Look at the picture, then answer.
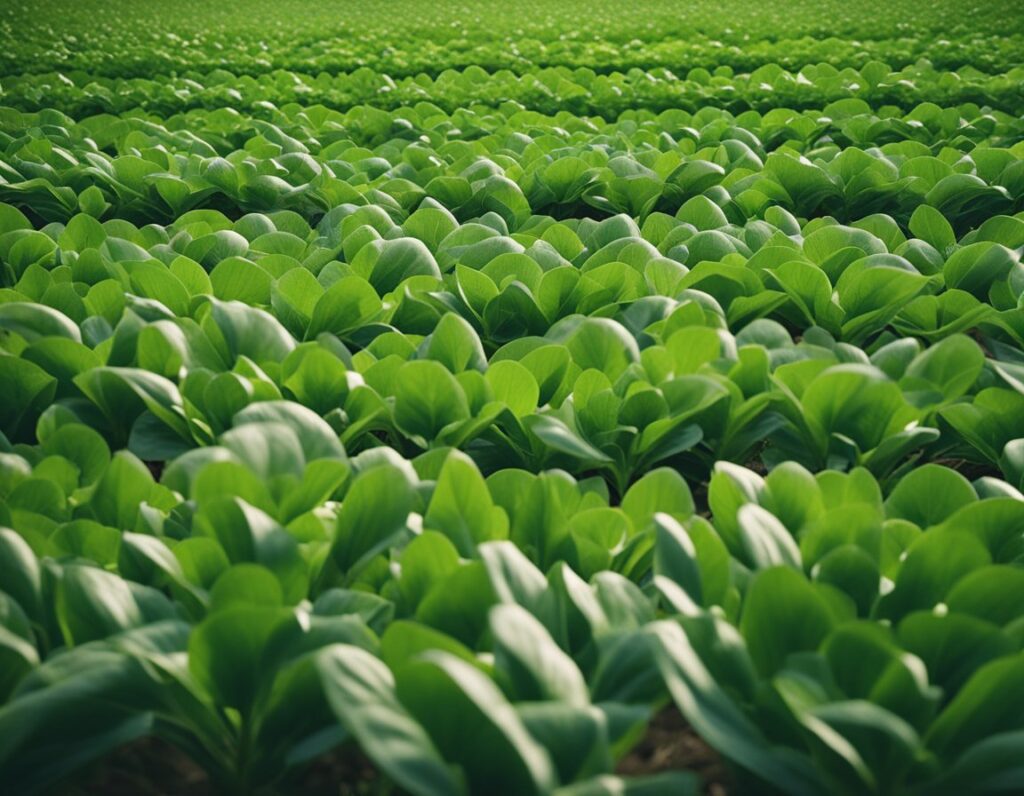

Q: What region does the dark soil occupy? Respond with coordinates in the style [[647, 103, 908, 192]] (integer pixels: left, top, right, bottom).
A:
[[616, 707, 732, 795], [51, 738, 392, 796], [298, 753, 397, 795], [52, 738, 214, 796], [930, 457, 998, 482], [54, 708, 729, 795]]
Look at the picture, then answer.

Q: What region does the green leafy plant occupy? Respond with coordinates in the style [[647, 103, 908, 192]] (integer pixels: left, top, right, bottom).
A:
[[2, 2, 1024, 793]]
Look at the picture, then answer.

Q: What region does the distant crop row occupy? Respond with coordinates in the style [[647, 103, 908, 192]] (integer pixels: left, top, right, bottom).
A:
[[2, 0, 1020, 79], [4, 60, 1023, 119]]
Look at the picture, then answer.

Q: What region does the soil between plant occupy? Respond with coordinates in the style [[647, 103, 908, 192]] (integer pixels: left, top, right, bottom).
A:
[[53, 707, 729, 795], [615, 707, 732, 794]]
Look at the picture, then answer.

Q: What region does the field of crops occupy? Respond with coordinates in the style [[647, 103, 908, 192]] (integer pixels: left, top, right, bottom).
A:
[[1, 0, 1023, 793]]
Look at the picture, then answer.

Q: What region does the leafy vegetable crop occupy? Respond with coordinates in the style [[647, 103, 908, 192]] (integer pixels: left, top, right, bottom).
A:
[[1, 0, 1024, 794]]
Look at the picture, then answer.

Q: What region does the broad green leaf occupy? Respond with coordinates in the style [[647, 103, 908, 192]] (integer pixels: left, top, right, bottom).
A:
[[490, 603, 589, 705], [396, 651, 557, 795], [332, 464, 415, 573], [740, 567, 839, 676], [393, 360, 470, 442], [188, 606, 291, 709], [424, 451, 508, 556], [650, 620, 823, 795], [908, 204, 955, 254], [0, 302, 80, 343], [621, 468, 695, 530], [652, 513, 703, 608], [926, 653, 1024, 759], [317, 644, 463, 796], [883, 464, 976, 527], [56, 564, 144, 645]]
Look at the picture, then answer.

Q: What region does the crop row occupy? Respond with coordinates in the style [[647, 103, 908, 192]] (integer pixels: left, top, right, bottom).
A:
[[5, 59, 1024, 119], [4, 398, 1024, 795], [2, 99, 1022, 232], [3, 0, 1020, 79]]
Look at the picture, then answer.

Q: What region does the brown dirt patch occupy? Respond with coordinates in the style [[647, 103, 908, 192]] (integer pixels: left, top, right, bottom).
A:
[[56, 708, 730, 795], [616, 707, 732, 795]]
